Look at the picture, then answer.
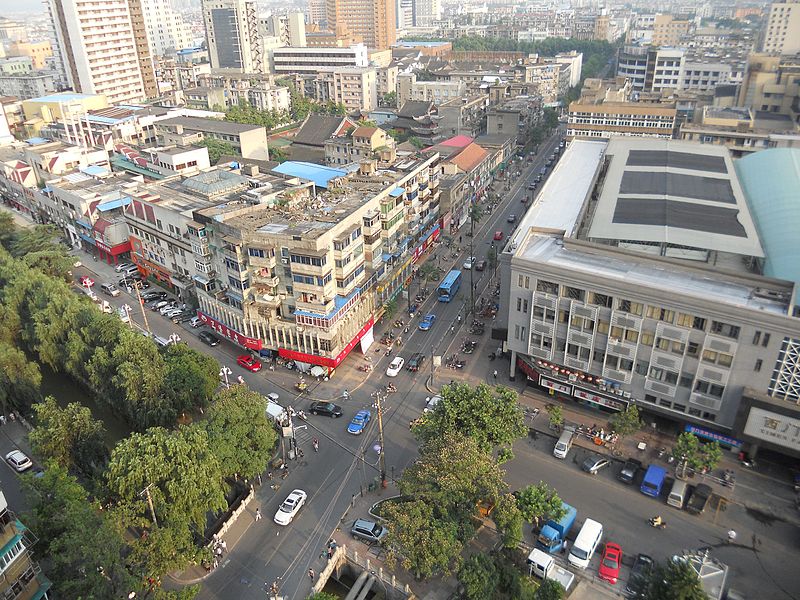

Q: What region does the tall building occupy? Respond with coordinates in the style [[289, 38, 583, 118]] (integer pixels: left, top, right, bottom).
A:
[[128, 0, 159, 98], [307, 0, 327, 27], [413, 0, 440, 27], [262, 12, 307, 47], [203, 0, 263, 73], [762, 0, 800, 54], [396, 0, 414, 29], [325, 0, 395, 50], [141, 0, 193, 57], [46, 0, 151, 104]]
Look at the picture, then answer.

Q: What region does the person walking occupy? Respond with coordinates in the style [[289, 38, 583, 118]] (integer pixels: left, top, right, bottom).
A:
[[308, 568, 315, 582], [313, 438, 319, 452], [727, 529, 737, 543], [493, 369, 498, 379], [255, 508, 262, 521]]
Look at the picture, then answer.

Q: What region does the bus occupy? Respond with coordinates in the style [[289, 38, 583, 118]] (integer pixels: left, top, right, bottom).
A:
[[437, 269, 462, 302]]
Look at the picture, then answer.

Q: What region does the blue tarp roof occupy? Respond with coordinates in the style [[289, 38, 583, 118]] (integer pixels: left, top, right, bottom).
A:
[[389, 187, 404, 197], [25, 137, 49, 145], [96, 195, 132, 211], [272, 161, 347, 189], [294, 287, 360, 319], [81, 165, 111, 177]]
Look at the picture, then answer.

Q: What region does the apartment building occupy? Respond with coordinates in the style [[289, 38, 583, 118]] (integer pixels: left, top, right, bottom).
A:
[[501, 138, 800, 460], [271, 44, 368, 76], [738, 53, 800, 121], [414, 0, 441, 27], [140, 0, 193, 58], [0, 71, 58, 100], [325, 125, 396, 166], [325, 0, 396, 50], [128, 0, 159, 98], [652, 14, 693, 47], [260, 12, 306, 47], [762, 0, 800, 55], [46, 0, 150, 104], [5, 40, 53, 70], [567, 101, 677, 139], [309, 67, 378, 112], [155, 116, 269, 161], [0, 56, 32, 75], [158, 60, 213, 92], [437, 96, 488, 138], [186, 154, 440, 371], [487, 96, 542, 144], [202, 0, 263, 73], [0, 492, 52, 599], [397, 73, 467, 108]]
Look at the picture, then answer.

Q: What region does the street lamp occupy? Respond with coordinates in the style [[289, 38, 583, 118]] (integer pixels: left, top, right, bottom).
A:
[[168, 332, 181, 345], [373, 392, 388, 488], [219, 366, 232, 388], [121, 304, 133, 328]]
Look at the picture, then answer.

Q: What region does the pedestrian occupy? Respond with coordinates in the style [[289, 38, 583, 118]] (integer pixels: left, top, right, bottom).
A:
[[255, 508, 262, 521], [727, 529, 737, 543], [308, 568, 315, 582], [313, 438, 319, 452], [327, 546, 333, 560], [493, 369, 498, 379], [220, 540, 227, 553], [562, 540, 568, 555]]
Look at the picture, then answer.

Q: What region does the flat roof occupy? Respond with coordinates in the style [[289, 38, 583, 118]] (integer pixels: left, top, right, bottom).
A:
[[26, 92, 100, 103], [588, 138, 764, 258], [156, 116, 261, 136], [511, 139, 607, 245], [271, 161, 347, 189]]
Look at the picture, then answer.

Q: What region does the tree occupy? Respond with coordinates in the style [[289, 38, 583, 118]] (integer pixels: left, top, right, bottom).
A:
[[204, 386, 278, 480], [515, 482, 567, 528], [642, 559, 709, 600], [408, 136, 425, 149], [29, 396, 109, 478], [0, 341, 41, 413], [384, 297, 398, 319], [491, 492, 524, 548], [161, 343, 220, 416], [308, 594, 339, 600], [609, 404, 643, 439], [535, 579, 566, 600], [546, 404, 563, 430], [196, 137, 236, 163], [381, 91, 397, 107], [411, 382, 526, 453], [672, 432, 722, 478], [0, 211, 16, 250], [459, 553, 499, 600], [269, 145, 288, 163], [106, 426, 227, 532], [417, 262, 442, 297], [383, 499, 463, 579]]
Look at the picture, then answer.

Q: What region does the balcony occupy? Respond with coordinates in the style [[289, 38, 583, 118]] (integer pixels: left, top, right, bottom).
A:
[[248, 253, 276, 269]]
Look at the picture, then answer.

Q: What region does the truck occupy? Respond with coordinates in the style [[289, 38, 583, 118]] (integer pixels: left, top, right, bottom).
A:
[[640, 464, 667, 498], [686, 483, 713, 515], [527, 548, 575, 592], [536, 502, 577, 554]]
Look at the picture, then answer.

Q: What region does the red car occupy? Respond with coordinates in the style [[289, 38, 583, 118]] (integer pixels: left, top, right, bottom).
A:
[[79, 276, 95, 287], [236, 355, 262, 372], [598, 542, 622, 584], [493, 231, 503, 240]]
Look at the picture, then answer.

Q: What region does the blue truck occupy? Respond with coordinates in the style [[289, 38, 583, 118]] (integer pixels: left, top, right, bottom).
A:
[[640, 465, 667, 498], [536, 502, 577, 554]]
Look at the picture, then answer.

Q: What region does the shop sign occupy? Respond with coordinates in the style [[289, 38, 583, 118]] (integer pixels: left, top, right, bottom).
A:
[[198, 312, 262, 350], [573, 388, 627, 411], [540, 377, 571, 394], [741, 408, 800, 451]]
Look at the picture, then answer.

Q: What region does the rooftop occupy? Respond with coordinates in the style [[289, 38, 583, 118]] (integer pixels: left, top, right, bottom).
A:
[[156, 116, 262, 136], [25, 92, 102, 103], [272, 161, 349, 189], [293, 114, 355, 147]]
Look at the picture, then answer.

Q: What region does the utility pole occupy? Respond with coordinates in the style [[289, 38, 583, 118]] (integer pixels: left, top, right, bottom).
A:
[[140, 483, 158, 528], [375, 392, 387, 488], [133, 280, 150, 334], [469, 205, 475, 316]]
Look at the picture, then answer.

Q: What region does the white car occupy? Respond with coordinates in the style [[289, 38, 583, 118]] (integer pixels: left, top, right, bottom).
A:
[[386, 356, 405, 377], [463, 256, 476, 270], [5, 450, 32, 472], [423, 394, 441, 413], [274, 489, 307, 525], [114, 261, 134, 273]]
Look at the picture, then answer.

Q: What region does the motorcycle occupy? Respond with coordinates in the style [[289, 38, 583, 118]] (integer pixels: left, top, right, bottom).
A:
[[741, 458, 757, 469], [358, 364, 372, 373], [385, 347, 393, 357], [648, 517, 667, 530], [386, 384, 397, 393]]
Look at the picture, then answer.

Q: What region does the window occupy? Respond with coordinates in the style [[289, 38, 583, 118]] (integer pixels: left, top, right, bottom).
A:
[[635, 361, 649, 375], [536, 279, 558, 294], [640, 331, 654, 346], [679, 373, 693, 387], [248, 248, 265, 258], [646, 306, 675, 323], [597, 320, 610, 334], [687, 342, 700, 357], [618, 299, 644, 315], [762, 333, 771, 347], [589, 292, 612, 308], [710, 321, 740, 339], [694, 380, 724, 397], [564, 286, 585, 301], [754, 359, 763, 372]]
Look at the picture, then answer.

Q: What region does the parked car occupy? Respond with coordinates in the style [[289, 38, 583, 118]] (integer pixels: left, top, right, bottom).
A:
[[493, 231, 504, 241], [386, 356, 405, 377], [310, 401, 343, 418], [79, 276, 95, 287], [142, 291, 168, 301], [199, 331, 220, 346], [598, 542, 622, 584], [423, 394, 441, 413], [274, 489, 307, 526], [159, 303, 180, 315], [100, 283, 120, 297], [463, 256, 476, 270], [163, 307, 184, 318], [626, 553, 654, 596], [351, 518, 387, 544], [507, 214, 517, 223], [171, 311, 195, 324], [347, 410, 371, 435], [418, 313, 436, 331], [114, 261, 134, 273], [475, 260, 487, 271], [618, 458, 643, 485], [407, 352, 426, 372], [582, 455, 611, 475], [189, 316, 204, 328], [5, 450, 32, 472], [236, 355, 262, 372]]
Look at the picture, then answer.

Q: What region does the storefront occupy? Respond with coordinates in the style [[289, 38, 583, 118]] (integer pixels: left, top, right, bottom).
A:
[[733, 387, 800, 460]]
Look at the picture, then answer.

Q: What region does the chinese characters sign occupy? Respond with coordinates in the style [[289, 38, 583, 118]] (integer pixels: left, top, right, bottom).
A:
[[198, 312, 262, 350], [743, 407, 800, 452]]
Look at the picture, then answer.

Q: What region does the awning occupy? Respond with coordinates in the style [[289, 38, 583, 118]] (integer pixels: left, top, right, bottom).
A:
[[78, 232, 96, 246], [310, 365, 326, 377], [389, 187, 405, 197], [193, 274, 211, 285]]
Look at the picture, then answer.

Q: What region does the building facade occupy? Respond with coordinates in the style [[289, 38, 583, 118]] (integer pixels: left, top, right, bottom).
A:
[[154, 116, 270, 161], [202, 0, 263, 73], [762, 0, 800, 55], [567, 101, 677, 139], [0, 491, 52, 599], [325, 0, 396, 50], [141, 0, 193, 58], [271, 44, 368, 75]]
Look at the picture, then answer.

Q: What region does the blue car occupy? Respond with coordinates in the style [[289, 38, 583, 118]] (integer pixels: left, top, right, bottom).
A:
[[418, 313, 436, 331], [347, 409, 371, 435]]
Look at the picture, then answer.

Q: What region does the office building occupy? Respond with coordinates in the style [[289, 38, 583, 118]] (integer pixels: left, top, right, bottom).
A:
[[141, 0, 193, 58], [271, 44, 368, 75], [567, 101, 676, 139], [46, 0, 151, 104], [307, 0, 327, 27], [413, 0, 440, 27], [6, 40, 53, 70], [762, 0, 800, 55], [310, 67, 378, 112], [261, 12, 306, 47], [397, 72, 466, 107], [500, 137, 800, 459], [325, 0, 396, 50], [651, 14, 693, 47], [202, 0, 263, 73]]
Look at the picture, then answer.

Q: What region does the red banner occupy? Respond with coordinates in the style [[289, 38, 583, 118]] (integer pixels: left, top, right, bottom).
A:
[[278, 317, 375, 368], [197, 311, 263, 350]]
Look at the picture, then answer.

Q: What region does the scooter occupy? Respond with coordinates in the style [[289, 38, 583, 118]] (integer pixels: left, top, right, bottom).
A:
[[648, 518, 667, 530]]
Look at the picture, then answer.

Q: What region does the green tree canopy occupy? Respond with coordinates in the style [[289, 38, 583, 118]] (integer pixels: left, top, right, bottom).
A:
[[29, 396, 109, 478], [515, 481, 567, 527], [161, 343, 220, 416], [610, 404, 643, 438], [672, 432, 723, 478], [641, 558, 709, 600], [195, 137, 236, 163], [459, 553, 499, 600], [413, 382, 526, 453], [535, 579, 566, 600], [491, 492, 524, 548], [204, 385, 278, 479], [0, 341, 41, 412], [106, 426, 227, 532]]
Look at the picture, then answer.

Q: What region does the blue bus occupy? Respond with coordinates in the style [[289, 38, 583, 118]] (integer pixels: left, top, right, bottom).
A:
[[437, 269, 462, 302]]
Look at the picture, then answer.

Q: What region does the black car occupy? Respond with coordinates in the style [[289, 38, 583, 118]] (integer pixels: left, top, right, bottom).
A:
[[309, 401, 343, 418], [142, 291, 168, 301], [507, 214, 516, 223], [625, 553, 654, 596], [618, 457, 643, 485], [407, 352, 426, 372], [171, 311, 195, 324], [199, 331, 220, 346]]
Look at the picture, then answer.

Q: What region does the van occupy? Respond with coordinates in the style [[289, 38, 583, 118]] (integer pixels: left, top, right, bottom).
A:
[[553, 426, 575, 459], [568, 518, 603, 570], [640, 465, 667, 498], [152, 335, 170, 347], [667, 480, 689, 509], [100, 282, 120, 297]]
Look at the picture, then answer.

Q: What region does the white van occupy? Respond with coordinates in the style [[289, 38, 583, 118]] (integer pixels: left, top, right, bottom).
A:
[[568, 518, 603, 570], [553, 426, 575, 459], [667, 480, 689, 509]]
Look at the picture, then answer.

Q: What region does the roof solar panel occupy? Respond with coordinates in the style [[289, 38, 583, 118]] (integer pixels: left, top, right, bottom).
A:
[[612, 198, 747, 237], [626, 150, 727, 173], [619, 172, 735, 203]]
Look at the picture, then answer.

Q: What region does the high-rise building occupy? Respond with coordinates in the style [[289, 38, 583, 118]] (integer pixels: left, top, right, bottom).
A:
[[325, 0, 395, 50], [762, 0, 800, 54], [307, 0, 327, 27], [262, 12, 307, 47], [128, 0, 159, 98], [141, 0, 193, 57], [46, 0, 151, 104], [203, 0, 263, 72], [413, 0, 440, 27], [396, 0, 414, 29]]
